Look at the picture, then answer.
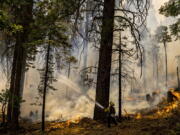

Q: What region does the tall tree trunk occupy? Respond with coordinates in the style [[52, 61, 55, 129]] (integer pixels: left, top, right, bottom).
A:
[[7, 38, 18, 123], [66, 62, 71, 98], [20, 53, 27, 97], [42, 37, 51, 131], [7, 34, 25, 128], [142, 50, 147, 92], [163, 41, 168, 88], [153, 46, 159, 89], [177, 67, 180, 90], [8, 33, 26, 129], [7, 0, 33, 129], [2, 103, 6, 124], [118, 32, 122, 120], [156, 52, 159, 89], [11, 35, 24, 128], [94, 0, 115, 121]]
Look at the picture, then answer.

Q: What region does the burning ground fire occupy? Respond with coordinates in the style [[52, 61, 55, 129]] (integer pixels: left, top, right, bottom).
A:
[[134, 102, 178, 120], [135, 90, 180, 120], [44, 89, 180, 132], [155, 90, 180, 117], [46, 116, 81, 132], [156, 101, 179, 117], [135, 113, 142, 119]]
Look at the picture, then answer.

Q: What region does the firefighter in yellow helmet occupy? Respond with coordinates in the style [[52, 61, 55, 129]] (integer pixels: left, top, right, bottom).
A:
[[104, 101, 117, 128]]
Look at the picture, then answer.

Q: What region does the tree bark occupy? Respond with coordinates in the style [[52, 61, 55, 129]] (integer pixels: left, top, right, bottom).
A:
[[142, 50, 147, 92], [7, 0, 33, 129], [94, 0, 115, 121], [177, 67, 180, 89], [42, 36, 51, 131], [66, 62, 70, 98], [20, 53, 27, 97], [2, 103, 6, 124], [7, 36, 18, 123], [118, 32, 122, 120], [163, 41, 168, 88], [11, 34, 24, 128], [156, 51, 159, 89]]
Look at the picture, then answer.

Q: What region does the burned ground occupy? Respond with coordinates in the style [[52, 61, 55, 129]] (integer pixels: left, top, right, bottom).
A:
[[1, 98, 180, 135]]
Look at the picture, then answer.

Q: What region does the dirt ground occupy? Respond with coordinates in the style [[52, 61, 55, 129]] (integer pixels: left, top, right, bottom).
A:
[[19, 116, 177, 135]]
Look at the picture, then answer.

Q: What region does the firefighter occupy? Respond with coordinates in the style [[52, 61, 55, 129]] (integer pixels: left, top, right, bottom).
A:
[[105, 101, 118, 128]]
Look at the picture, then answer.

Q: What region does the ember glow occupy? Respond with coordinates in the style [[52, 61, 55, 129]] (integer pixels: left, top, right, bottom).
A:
[[135, 113, 142, 119], [155, 91, 180, 117]]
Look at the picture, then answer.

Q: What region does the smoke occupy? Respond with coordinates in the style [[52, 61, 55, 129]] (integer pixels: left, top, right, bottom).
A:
[[0, 0, 179, 122], [20, 67, 96, 121]]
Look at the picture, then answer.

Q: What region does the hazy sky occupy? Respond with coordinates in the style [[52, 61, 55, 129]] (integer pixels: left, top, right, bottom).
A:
[[147, 0, 180, 75], [147, 0, 175, 32]]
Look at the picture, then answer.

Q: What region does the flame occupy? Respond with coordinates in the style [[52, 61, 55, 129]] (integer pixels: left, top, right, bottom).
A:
[[155, 90, 180, 117], [65, 116, 81, 126], [156, 101, 178, 117], [66, 120, 71, 127], [172, 91, 180, 100], [135, 113, 142, 119], [46, 116, 81, 131], [156, 90, 180, 116]]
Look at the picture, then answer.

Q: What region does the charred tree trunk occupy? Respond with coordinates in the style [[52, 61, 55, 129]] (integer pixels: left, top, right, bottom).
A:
[[42, 36, 51, 132], [94, 0, 115, 121], [163, 41, 168, 88], [177, 67, 180, 90], [7, 37, 18, 124], [2, 103, 6, 124], [118, 32, 122, 120], [11, 34, 25, 128], [7, 0, 33, 129]]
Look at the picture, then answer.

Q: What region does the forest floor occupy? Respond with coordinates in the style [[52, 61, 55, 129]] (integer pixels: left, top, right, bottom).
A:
[[1, 100, 180, 135]]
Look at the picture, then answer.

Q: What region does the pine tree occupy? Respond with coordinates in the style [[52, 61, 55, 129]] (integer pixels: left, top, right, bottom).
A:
[[118, 32, 122, 119], [34, 0, 76, 131], [94, 0, 115, 121], [65, 56, 77, 98], [38, 34, 56, 131], [0, 0, 77, 129], [93, 0, 150, 121], [6, 0, 33, 129], [159, 0, 180, 40], [155, 26, 171, 88]]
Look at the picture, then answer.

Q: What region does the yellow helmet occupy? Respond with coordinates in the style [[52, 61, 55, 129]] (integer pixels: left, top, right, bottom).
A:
[[110, 101, 115, 106]]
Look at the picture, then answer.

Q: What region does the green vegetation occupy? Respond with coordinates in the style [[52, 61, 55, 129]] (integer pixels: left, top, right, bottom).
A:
[[159, 0, 180, 40]]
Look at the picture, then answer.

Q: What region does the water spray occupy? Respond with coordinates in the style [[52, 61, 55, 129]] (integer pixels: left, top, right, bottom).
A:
[[58, 75, 105, 109]]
